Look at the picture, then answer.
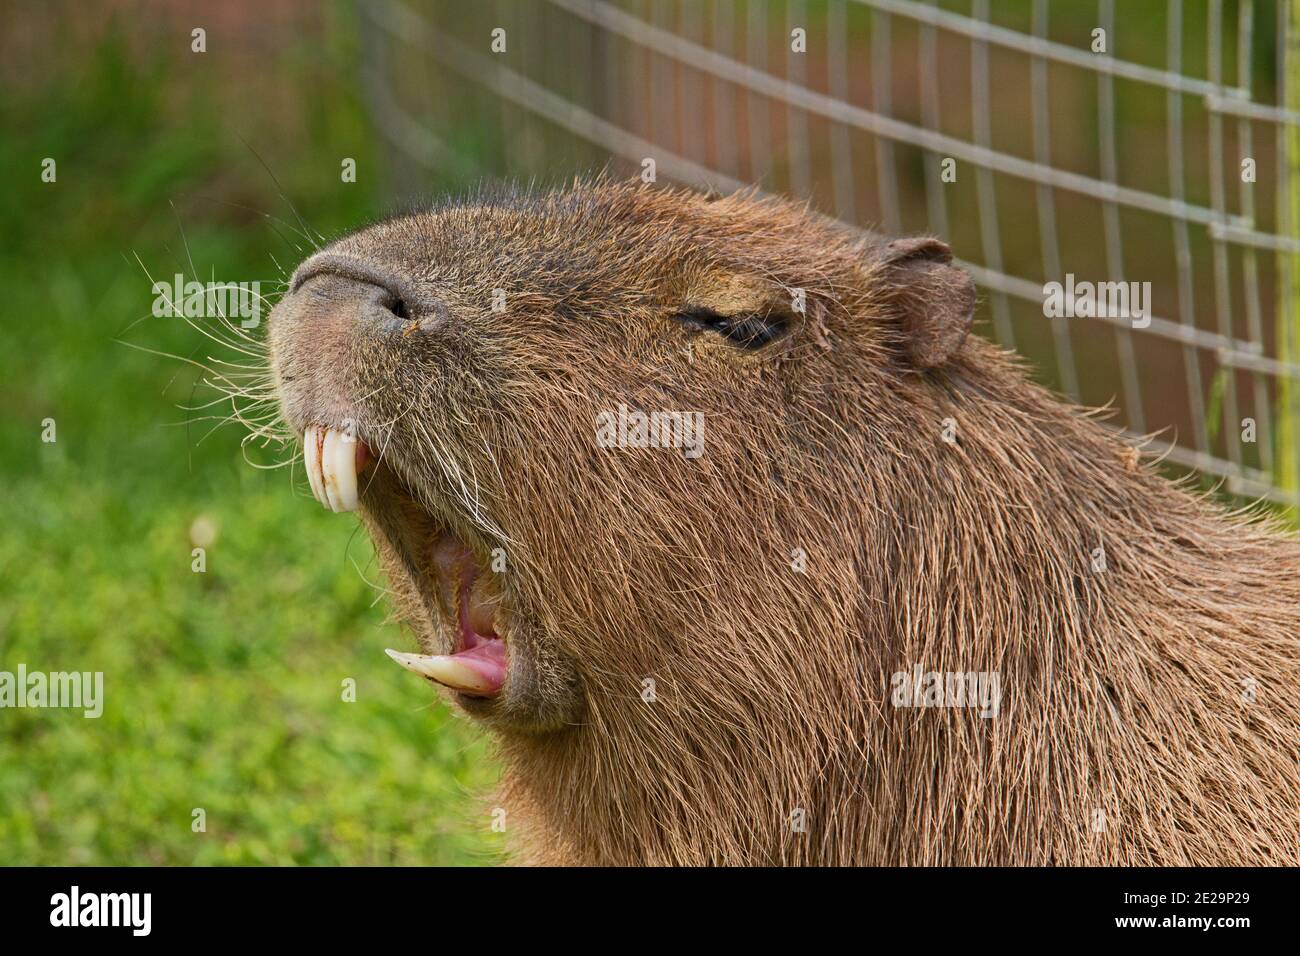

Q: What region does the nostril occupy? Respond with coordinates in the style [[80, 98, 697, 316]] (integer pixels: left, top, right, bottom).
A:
[[289, 253, 445, 331]]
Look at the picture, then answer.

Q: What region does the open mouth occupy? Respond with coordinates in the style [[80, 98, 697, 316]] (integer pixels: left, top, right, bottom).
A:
[[301, 425, 508, 699], [386, 536, 508, 697]]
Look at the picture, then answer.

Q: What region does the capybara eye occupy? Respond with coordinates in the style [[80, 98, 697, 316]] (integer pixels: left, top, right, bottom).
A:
[[671, 305, 790, 350]]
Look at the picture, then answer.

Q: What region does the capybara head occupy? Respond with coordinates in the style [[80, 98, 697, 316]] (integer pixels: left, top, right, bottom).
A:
[[267, 178, 1299, 865], [269, 180, 974, 735]]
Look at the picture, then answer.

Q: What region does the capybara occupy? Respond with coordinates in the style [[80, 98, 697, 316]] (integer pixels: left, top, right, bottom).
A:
[[267, 179, 1299, 865]]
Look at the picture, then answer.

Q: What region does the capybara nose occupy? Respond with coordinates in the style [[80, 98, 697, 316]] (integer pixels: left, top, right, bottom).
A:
[[285, 253, 428, 332]]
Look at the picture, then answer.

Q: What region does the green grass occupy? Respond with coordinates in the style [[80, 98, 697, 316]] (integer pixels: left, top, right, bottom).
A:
[[0, 14, 501, 865]]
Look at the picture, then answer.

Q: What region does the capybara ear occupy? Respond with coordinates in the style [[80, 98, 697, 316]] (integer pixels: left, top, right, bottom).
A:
[[877, 237, 976, 368]]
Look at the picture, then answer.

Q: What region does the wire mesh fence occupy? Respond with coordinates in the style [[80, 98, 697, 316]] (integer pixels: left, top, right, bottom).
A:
[[361, 0, 1300, 509]]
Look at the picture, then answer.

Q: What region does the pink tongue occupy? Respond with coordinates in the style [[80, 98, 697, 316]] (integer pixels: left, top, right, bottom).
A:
[[451, 640, 508, 696]]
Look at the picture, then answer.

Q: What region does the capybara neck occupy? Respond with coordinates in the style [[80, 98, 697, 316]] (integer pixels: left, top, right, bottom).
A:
[[501, 337, 1300, 866]]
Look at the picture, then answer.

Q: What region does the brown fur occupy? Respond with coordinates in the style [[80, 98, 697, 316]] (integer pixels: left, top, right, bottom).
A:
[[267, 179, 1300, 865]]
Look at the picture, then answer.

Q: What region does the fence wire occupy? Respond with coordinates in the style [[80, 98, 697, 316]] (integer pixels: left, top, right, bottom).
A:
[[361, 0, 1300, 509]]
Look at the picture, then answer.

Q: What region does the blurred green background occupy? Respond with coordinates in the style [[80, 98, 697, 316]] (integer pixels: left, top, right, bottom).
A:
[[0, 3, 501, 865]]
